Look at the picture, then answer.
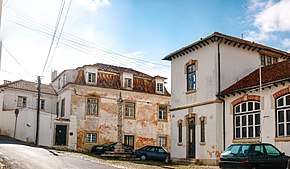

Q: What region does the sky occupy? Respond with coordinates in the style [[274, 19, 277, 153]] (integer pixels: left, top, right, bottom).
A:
[[1, 0, 290, 91]]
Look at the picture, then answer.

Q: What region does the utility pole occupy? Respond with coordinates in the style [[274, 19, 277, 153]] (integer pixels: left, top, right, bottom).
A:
[[0, 0, 3, 69], [35, 76, 41, 145]]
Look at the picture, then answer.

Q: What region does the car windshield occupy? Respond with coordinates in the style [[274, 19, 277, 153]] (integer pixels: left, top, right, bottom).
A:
[[222, 144, 250, 156]]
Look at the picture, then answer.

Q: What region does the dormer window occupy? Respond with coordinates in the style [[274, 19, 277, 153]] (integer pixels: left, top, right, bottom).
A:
[[125, 78, 132, 89], [157, 83, 164, 93], [58, 78, 61, 89], [88, 72, 96, 83]]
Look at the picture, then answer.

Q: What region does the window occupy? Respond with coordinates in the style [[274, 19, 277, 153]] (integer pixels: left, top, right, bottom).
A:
[[178, 121, 182, 143], [157, 83, 164, 92], [17, 96, 27, 107], [58, 78, 61, 89], [158, 106, 167, 120], [56, 102, 59, 117], [125, 102, 135, 118], [264, 145, 281, 156], [200, 117, 206, 142], [88, 72, 96, 83], [87, 98, 99, 115], [124, 135, 134, 149], [187, 64, 196, 91], [234, 101, 260, 139], [158, 136, 167, 147], [86, 133, 97, 143], [40, 99, 45, 110], [260, 54, 278, 66], [276, 94, 290, 137], [63, 74, 66, 86], [125, 78, 132, 89], [61, 99, 65, 117]]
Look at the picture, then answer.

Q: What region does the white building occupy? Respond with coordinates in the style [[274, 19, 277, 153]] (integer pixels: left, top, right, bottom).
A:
[[0, 80, 57, 146], [163, 32, 290, 164]]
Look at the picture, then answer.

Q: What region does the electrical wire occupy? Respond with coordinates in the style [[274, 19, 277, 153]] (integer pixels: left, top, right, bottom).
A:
[[7, 7, 170, 69], [41, 0, 66, 75], [2, 44, 32, 76]]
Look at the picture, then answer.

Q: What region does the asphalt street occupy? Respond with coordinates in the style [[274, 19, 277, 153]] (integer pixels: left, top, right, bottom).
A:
[[0, 136, 119, 169]]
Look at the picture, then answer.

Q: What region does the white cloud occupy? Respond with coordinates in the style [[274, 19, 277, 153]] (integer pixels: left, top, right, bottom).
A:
[[75, 0, 110, 12], [246, 0, 290, 42], [282, 38, 290, 48], [253, 0, 290, 32], [244, 30, 270, 42]]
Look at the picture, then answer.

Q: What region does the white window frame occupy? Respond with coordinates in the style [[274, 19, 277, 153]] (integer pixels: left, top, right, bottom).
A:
[[88, 72, 96, 83], [125, 102, 135, 118], [158, 136, 167, 147], [276, 94, 290, 137], [86, 133, 97, 143], [158, 106, 167, 120], [87, 98, 99, 115], [234, 101, 260, 139], [61, 99, 65, 117], [125, 78, 132, 89], [17, 96, 27, 107], [157, 83, 164, 92]]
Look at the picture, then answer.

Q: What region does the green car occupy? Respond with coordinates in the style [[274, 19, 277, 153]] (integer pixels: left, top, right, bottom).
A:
[[219, 143, 289, 169]]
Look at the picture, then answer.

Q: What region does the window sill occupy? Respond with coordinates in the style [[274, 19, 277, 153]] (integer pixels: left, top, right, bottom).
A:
[[177, 143, 183, 146], [186, 89, 197, 95], [232, 138, 260, 143], [158, 119, 168, 122], [199, 142, 206, 146], [124, 117, 136, 120], [275, 137, 290, 142]]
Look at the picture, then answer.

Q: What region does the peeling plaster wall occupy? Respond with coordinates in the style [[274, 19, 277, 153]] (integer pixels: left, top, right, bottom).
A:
[[69, 84, 171, 152]]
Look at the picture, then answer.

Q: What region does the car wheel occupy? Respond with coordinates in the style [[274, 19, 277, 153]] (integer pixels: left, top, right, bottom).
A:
[[140, 154, 147, 160]]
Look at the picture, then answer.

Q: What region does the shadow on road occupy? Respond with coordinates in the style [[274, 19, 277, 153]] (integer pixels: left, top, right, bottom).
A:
[[0, 135, 34, 146]]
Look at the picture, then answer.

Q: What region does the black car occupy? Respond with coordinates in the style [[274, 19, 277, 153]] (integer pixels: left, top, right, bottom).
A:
[[91, 142, 134, 154], [135, 145, 170, 162], [219, 143, 289, 169]]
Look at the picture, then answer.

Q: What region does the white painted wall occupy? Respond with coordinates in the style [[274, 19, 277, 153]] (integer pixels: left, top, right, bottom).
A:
[[223, 83, 290, 155]]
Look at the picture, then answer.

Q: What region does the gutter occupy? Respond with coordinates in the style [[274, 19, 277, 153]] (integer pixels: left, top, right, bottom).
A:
[[217, 38, 226, 150]]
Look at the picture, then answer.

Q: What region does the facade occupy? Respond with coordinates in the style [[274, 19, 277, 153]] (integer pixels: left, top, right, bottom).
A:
[[0, 80, 57, 146], [50, 63, 171, 152], [220, 60, 290, 156], [164, 32, 290, 164]]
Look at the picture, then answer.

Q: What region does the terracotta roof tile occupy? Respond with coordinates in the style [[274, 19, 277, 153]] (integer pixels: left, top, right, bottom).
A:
[[0, 80, 57, 95], [74, 65, 170, 96], [221, 60, 290, 95]]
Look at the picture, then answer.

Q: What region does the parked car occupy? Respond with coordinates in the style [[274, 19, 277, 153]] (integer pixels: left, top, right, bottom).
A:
[[219, 143, 289, 169], [135, 145, 170, 162], [91, 142, 134, 154]]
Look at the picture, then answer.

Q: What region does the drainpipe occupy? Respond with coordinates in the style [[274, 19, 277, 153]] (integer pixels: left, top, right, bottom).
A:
[[217, 38, 226, 150]]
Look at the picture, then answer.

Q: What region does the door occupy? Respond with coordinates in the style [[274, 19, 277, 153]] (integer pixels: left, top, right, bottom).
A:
[[55, 125, 67, 145], [188, 118, 195, 158]]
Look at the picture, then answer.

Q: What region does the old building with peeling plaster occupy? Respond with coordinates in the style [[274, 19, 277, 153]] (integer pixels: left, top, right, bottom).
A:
[[50, 63, 171, 152], [164, 32, 290, 165], [0, 63, 171, 152]]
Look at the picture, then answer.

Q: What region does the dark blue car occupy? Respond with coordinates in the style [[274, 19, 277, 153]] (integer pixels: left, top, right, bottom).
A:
[[135, 145, 170, 162]]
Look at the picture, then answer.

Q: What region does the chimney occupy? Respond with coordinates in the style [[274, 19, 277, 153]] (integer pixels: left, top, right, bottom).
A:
[[3, 80, 12, 85], [51, 70, 57, 82]]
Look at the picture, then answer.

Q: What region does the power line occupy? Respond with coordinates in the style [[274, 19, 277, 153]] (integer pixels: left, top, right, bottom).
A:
[[2, 44, 32, 76], [46, 0, 72, 74], [42, 0, 66, 75], [7, 7, 170, 69]]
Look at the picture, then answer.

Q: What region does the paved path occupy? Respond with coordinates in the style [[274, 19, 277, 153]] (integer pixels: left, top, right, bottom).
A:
[[0, 136, 119, 169]]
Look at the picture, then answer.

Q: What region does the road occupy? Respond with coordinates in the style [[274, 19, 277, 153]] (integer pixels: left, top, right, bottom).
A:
[[0, 136, 119, 169]]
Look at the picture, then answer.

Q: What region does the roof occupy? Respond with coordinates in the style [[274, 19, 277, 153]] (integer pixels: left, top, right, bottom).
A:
[[92, 63, 152, 79], [74, 64, 171, 96], [220, 60, 290, 96], [163, 32, 290, 61], [0, 80, 57, 95]]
